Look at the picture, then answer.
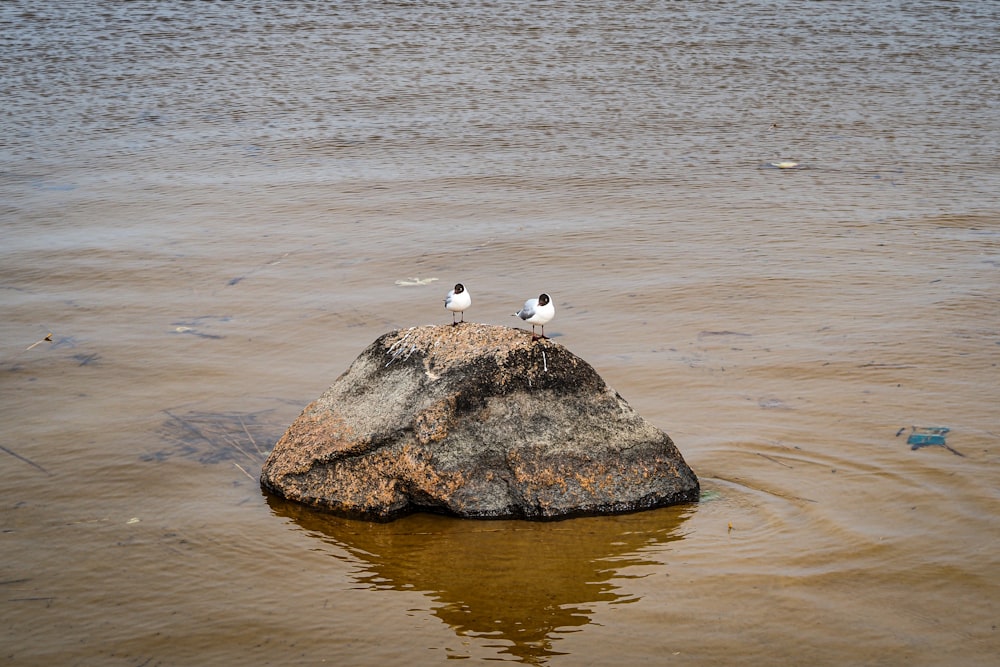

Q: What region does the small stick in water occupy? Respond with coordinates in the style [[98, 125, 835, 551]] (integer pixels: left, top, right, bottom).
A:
[[239, 415, 264, 457], [233, 462, 255, 481], [0, 445, 50, 476], [24, 333, 53, 352]]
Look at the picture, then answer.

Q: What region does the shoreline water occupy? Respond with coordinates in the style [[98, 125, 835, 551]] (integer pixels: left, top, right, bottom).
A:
[[2, 1, 999, 664]]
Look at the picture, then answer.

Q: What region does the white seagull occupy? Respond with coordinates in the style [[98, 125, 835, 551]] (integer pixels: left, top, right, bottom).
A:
[[444, 283, 471, 325], [513, 293, 555, 340]]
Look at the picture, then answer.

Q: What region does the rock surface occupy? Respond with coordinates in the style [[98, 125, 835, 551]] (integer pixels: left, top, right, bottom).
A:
[[260, 323, 699, 520]]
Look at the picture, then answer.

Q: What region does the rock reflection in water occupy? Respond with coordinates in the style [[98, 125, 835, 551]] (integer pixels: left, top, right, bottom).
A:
[[267, 496, 692, 664]]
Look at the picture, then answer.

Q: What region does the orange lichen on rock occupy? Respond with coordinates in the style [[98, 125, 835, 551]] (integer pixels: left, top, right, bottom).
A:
[[267, 405, 367, 475]]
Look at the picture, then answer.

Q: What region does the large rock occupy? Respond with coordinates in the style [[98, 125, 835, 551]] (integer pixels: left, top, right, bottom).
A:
[[260, 324, 698, 520]]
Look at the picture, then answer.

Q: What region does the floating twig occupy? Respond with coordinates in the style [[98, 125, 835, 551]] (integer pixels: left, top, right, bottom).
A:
[[239, 415, 263, 457], [226, 252, 292, 287], [24, 333, 53, 352], [219, 432, 260, 463], [233, 462, 255, 481], [3, 332, 53, 365], [698, 330, 752, 339], [0, 445, 50, 476], [756, 452, 794, 469]]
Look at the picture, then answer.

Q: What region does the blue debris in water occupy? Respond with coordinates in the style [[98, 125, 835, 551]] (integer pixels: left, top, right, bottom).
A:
[[903, 426, 964, 456], [907, 426, 950, 448]]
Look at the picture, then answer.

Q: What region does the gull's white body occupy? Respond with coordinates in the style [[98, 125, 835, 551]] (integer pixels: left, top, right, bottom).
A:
[[444, 283, 471, 324], [514, 293, 554, 338]]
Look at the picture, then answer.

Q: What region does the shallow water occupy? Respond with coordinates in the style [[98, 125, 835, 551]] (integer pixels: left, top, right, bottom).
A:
[[2, 1, 999, 664]]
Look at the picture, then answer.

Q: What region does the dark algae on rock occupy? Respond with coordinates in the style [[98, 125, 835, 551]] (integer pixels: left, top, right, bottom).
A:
[[261, 324, 699, 520]]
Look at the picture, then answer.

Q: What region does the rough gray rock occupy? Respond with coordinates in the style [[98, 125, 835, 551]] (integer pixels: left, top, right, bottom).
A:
[[260, 323, 699, 520]]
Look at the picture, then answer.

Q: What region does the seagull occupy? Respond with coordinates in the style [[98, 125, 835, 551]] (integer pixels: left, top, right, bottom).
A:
[[513, 293, 555, 339], [444, 283, 471, 325]]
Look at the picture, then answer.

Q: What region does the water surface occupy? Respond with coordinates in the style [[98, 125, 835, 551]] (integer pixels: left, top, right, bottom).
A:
[[2, 1, 999, 664]]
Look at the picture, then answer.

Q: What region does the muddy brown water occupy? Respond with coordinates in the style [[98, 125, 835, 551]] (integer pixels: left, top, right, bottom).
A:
[[2, 2, 998, 664]]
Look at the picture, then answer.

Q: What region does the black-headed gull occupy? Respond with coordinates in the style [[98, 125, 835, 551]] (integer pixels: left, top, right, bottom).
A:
[[444, 283, 471, 325], [513, 293, 554, 339]]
